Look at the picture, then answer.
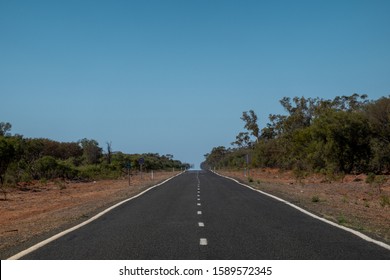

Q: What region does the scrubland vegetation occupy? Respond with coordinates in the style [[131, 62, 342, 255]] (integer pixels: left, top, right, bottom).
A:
[[0, 124, 189, 198], [203, 94, 390, 180]]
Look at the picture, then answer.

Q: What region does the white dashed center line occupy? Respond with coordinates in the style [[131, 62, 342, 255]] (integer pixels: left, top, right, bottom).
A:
[[196, 172, 208, 247], [200, 238, 208, 246]]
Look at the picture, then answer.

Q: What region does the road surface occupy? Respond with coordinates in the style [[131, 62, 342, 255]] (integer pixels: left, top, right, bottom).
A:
[[19, 171, 390, 259]]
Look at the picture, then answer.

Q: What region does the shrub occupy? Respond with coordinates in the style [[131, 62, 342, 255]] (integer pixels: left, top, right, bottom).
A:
[[31, 156, 79, 180], [311, 195, 320, 203], [337, 215, 347, 225], [380, 195, 390, 207], [78, 165, 101, 180], [366, 173, 387, 193], [365, 173, 376, 184], [32, 156, 59, 179]]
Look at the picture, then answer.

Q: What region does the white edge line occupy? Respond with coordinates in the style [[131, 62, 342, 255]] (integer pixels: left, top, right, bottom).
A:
[[212, 170, 390, 251], [8, 171, 186, 260]]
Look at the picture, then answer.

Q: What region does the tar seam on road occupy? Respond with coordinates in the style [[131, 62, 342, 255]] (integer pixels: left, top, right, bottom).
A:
[[213, 171, 390, 251], [8, 172, 186, 260]]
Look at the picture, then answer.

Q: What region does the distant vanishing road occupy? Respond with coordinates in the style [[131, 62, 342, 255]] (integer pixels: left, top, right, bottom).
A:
[[18, 171, 390, 259]]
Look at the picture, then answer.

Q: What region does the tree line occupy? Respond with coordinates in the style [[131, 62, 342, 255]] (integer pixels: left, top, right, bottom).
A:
[[202, 94, 390, 178], [0, 124, 190, 188]]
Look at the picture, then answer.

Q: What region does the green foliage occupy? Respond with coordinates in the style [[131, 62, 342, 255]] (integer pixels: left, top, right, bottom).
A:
[[231, 132, 251, 148], [310, 110, 371, 173], [366, 173, 387, 193], [78, 164, 105, 180], [241, 110, 260, 143], [337, 215, 348, 225], [30, 156, 79, 180], [379, 195, 390, 207], [202, 94, 390, 178], [0, 137, 15, 186], [79, 138, 102, 164], [203, 147, 250, 170], [0, 136, 16, 199], [365, 173, 376, 185], [32, 156, 58, 179], [0, 121, 188, 184], [0, 122, 12, 136], [311, 196, 320, 203], [293, 166, 307, 183]]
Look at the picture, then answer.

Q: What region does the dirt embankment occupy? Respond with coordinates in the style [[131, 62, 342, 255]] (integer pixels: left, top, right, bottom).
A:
[[218, 168, 390, 245], [0, 171, 180, 259]]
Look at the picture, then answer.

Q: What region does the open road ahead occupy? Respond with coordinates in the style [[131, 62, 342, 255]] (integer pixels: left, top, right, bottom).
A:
[[17, 171, 390, 259]]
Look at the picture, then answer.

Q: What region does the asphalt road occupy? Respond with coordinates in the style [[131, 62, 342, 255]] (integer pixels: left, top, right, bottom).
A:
[[20, 171, 390, 259]]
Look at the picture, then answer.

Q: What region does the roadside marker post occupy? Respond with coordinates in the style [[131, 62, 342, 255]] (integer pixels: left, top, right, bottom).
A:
[[125, 161, 131, 186], [245, 154, 250, 177], [138, 157, 144, 180]]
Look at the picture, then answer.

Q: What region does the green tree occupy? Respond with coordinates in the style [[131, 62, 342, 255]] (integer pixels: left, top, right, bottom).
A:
[[0, 137, 15, 199], [332, 93, 368, 112], [241, 110, 260, 143], [79, 138, 102, 164], [364, 97, 390, 173], [231, 132, 251, 148], [204, 146, 228, 168], [311, 110, 371, 173], [40, 139, 83, 160], [106, 141, 112, 164], [0, 122, 12, 136], [31, 156, 59, 179]]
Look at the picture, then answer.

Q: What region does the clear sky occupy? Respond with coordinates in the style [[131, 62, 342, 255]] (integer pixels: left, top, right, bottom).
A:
[[1, 0, 390, 168]]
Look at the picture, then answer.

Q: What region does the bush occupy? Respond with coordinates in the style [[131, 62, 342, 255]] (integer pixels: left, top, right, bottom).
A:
[[311, 195, 320, 203], [57, 161, 79, 179], [32, 156, 59, 179], [366, 173, 387, 193], [337, 215, 348, 225], [78, 165, 102, 180], [365, 173, 376, 184], [31, 156, 79, 180], [380, 195, 390, 207], [77, 164, 120, 180]]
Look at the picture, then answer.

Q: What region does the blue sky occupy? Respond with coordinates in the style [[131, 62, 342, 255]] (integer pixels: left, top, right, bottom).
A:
[[1, 0, 390, 168]]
